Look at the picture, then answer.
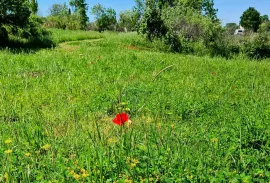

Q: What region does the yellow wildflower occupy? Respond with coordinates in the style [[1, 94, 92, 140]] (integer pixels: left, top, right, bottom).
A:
[[131, 158, 139, 164], [73, 173, 80, 180], [25, 153, 31, 157], [4, 139, 12, 144], [124, 179, 132, 183], [82, 172, 89, 178], [210, 138, 218, 143], [4, 172, 8, 180], [69, 170, 75, 175], [4, 149, 12, 154], [41, 144, 51, 150]]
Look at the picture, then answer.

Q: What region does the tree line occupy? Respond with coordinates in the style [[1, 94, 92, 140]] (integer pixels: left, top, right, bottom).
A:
[[1, 0, 270, 59]]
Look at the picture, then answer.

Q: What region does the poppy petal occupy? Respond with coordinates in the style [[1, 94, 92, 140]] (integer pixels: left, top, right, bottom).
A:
[[112, 113, 129, 126]]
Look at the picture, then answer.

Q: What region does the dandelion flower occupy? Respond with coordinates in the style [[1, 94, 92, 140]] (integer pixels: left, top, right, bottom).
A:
[[25, 153, 31, 157], [82, 172, 89, 178], [4, 139, 12, 144], [73, 173, 80, 180], [41, 144, 51, 150], [4, 149, 12, 154]]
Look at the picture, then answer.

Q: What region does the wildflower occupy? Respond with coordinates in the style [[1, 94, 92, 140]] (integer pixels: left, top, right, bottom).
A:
[[98, 55, 101, 59], [125, 179, 132, 183], [41, 144, 51, 150], [25, 153, 31, 157], [112, 113, 129, 126], [210, 138, 218, 143], [4, 172, 8, 180], [4, 139, 12, 144], [73, 173, 80, 180], [69, 170, 75, 175], [4, 149, 12, 154], [82, 172, 89, 178], [211, 72, 215, 75]]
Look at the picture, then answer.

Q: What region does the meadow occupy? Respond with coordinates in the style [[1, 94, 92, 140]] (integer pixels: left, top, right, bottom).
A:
[[0, 29, 270, 182]]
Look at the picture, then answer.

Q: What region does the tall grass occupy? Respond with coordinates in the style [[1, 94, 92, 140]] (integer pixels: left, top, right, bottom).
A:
[[0, 30, 269, 182]]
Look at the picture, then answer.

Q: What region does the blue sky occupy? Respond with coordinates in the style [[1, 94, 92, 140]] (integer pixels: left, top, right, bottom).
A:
[[38, 0, 270, 25]]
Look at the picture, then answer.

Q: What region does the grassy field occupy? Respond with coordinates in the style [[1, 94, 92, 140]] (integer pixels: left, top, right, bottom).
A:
[[0, 29, 270, 182]]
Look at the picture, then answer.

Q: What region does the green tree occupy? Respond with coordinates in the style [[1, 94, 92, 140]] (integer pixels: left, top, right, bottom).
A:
[[240, 7, 261, 32], [119, 10, 137, 31], [224, 23, 239, 35], [0, 0, 30, 43], [132, 0, 145, 31], [30, 0, 38, 14], [0, 0, 31, 28], [138, 0, 167, 40], [91, 4, 117, 32], [69, 0, 88, 30], [179, 0, 203, 12], [49, 3, 69, 16], [202, 0, 218, 22], [261, 14, 269, 23]]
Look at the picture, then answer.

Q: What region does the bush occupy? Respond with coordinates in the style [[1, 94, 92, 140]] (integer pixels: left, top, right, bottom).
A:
[[243, 33, 270, 59], [43, 15, 81, 30], [258, 22, 270, 34], [0, 26, 8, 46]]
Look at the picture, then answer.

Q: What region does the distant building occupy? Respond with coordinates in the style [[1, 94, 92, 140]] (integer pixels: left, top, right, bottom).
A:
[[234, 25, 245, 35]]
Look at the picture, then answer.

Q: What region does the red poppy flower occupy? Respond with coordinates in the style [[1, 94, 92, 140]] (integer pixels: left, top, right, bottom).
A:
[[211, 72, 215, 75], [113, 113, 129, 126]]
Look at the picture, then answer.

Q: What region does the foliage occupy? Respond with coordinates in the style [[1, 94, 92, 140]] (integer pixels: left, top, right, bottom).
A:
[[45, 3, 88, 30], [138, 0, 167, 40], [202, 0, 218, 22], [161, 3, 222, 54], [224, 23, 239, 35], [243, 33, 270, 59], [118, 10, 138, 32], [179, 0, 218, 21], [30, 0, 38, 14], [69, 0, 89, 30], [260, 14, 269, 23], [132, 0, 146, 32], [0, 0, 53, 48], [0, 27, 8, 46], [49, 3, 69, 16], [0, 0, 31, 28], [91, 4, 117, 32], [240, 7, 261, 32], [258, 21, 270, 34]]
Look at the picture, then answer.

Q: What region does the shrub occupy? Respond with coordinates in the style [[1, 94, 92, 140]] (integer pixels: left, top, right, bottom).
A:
[[0, 26, 8, 46], [243, 33, 270, 59]]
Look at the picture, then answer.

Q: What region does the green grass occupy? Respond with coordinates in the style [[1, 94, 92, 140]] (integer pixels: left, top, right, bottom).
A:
[[50, 29, 107, 44], [0, 29, 270, 182]]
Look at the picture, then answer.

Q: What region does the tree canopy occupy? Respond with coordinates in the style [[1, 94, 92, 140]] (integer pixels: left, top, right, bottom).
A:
[[240, 7, 261, 32], [91, 4, 117, 32]]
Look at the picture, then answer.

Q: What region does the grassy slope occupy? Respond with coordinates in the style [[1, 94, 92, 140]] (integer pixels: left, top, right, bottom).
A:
[[0, 30, 270, 182]]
